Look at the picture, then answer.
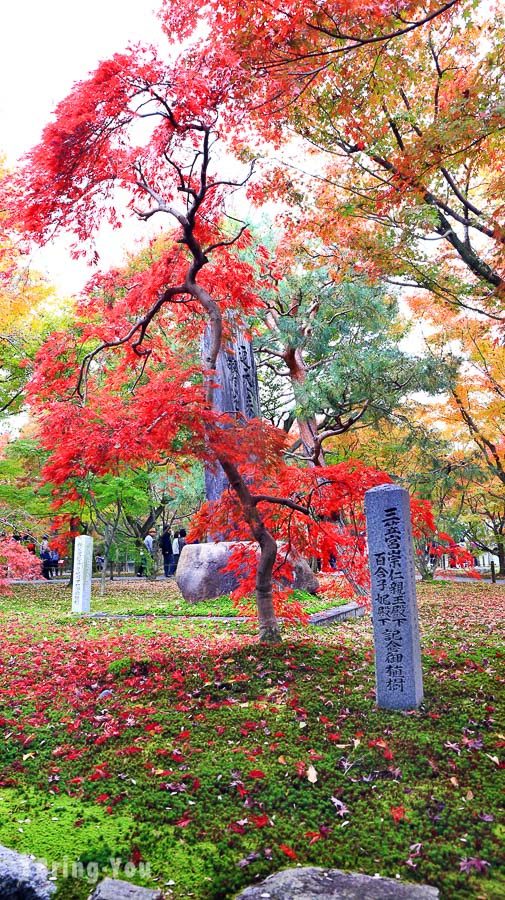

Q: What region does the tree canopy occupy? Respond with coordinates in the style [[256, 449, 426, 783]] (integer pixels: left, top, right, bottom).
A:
[[0, 0, 500, 625]]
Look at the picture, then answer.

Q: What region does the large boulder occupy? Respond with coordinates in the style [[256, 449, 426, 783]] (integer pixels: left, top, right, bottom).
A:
[[0, 844, 56, 900], [176, 541, 318, 604], [235, 867, 439, 899]]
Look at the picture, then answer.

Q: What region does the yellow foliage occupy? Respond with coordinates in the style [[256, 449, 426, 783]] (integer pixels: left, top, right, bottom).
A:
[[0, 159, 59, 336]]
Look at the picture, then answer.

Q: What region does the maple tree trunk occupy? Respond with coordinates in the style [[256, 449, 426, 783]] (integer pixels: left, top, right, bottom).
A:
[[218, 455, 281, 643], [199, 292, 281, 642], [255, 527, 281, 643]]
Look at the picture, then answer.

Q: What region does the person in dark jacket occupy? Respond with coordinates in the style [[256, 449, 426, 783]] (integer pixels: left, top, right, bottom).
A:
[[50, 548, 60, 578], [160, 528, 173, 577], [40, 548, 52, 579]]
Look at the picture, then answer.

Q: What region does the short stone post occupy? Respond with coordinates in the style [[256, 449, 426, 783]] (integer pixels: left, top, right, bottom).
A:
[[365, 484, 423, 710], [490, 560, 497, 583], [72, 535, 93, 614]]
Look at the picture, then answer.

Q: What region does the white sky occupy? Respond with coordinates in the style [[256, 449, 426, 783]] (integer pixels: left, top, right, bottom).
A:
[[1, 0, 170, 294], [0, 1, 165, 161]]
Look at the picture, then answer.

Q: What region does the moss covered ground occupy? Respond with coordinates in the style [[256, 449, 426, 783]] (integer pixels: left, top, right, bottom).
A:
[[2, 579, 344, 619], [0, 581, 503, 898]]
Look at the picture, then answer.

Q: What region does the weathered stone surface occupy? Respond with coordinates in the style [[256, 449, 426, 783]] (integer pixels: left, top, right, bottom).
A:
[[72, 534, 93, 614], [235, 866, 439, 899], [202, 328, 260, 503], [365, 484, 424, 710], [0, 844, 56, 899], [310, 602, 366, 626], [176, 541, 318, 604], [89, 878, 161, 899], [286, 550, 319, 595]]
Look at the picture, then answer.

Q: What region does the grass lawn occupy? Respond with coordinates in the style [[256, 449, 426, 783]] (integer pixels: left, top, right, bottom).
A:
[[0, 581, 503, 898], [2, 579, 346, 619]]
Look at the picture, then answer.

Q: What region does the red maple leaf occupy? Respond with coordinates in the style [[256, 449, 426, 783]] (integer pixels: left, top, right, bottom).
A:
[[390, 805, 406, 823]]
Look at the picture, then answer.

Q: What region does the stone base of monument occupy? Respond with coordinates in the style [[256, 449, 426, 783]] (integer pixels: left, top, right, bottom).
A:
[[310, 601, 366, 625], [175, 541, 319, 604], [235, 866, 439, 899]]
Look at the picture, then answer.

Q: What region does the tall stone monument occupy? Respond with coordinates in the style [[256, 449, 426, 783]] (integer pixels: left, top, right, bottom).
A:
[[176, 329, 318, 601], [202, 327, 260, 501], [72, 535, 93, 614], [365, 484, 423, 710]]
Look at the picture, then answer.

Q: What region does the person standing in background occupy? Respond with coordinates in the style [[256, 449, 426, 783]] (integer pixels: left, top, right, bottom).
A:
[[160, 527, 173, 577], [171, 531, 181, 574], [50, 547, 60, 578], [40, 545, 52, 579]]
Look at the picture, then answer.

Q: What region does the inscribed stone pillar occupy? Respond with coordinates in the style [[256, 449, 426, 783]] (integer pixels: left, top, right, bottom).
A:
[[202, 328, 260, 502], [365, 484, 424, 710], [72, 535, 93, 614]]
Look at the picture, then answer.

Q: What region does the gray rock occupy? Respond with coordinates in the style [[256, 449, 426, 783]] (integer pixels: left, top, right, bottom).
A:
[[365, 484, 424, 710], [287, 552, 319, 596], [89, 878, 162, 899], [0, 844, 56, 899], [235, 867, 439, 899], [176, 541, 318, 604]]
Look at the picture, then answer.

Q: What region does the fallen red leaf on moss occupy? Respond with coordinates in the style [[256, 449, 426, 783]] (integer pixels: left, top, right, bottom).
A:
[[391, 805, 406, 823], [279, 844, 297, 859]]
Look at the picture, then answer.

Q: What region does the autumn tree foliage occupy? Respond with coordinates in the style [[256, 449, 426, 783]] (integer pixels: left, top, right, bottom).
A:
[[247, 248, 449, 466], [456, 473, 505, 575], [5, 3, 479, 626], [160, 0, 504, 321], [0, 434, 58, 535], [4, 47, 390, 639], [0, 161, 62, 417], [446, 322, 505, 491], [289, 4, 505, 321], [0, 537, 41, 593], [413, 307, 505, 571]]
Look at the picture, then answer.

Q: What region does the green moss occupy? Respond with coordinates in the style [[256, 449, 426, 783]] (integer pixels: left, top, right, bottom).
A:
[[0, 788, 134, 893], [107, 656, 134, 676], [1, 582, 345, 621], [0, 582, 503, 898]]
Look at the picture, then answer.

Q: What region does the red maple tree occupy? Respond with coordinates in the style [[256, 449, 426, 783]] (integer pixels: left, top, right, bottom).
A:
[[0, 538, 41, 593], [7, 21, 464, 632]]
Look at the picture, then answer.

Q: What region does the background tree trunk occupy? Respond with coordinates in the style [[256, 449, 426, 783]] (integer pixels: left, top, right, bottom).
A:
[[497, 540, 505, 577], [284, 346, 325, 466]]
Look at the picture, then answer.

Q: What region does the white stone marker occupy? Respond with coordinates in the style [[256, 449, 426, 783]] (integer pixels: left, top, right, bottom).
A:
[[365, 484, 423, 710], [72, 535, 93, 614]]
